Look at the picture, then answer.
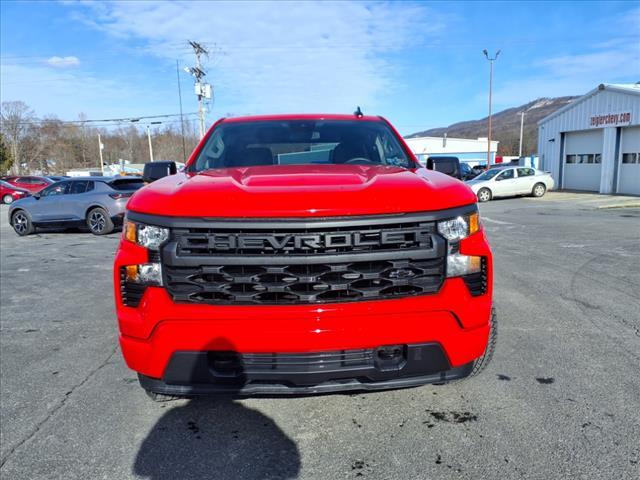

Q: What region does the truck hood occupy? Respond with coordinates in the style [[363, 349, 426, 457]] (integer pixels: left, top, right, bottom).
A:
[[127, 164, 477, 218]]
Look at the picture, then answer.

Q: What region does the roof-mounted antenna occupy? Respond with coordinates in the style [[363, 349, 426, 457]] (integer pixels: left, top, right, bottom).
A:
[[354, 106, 363, 118]]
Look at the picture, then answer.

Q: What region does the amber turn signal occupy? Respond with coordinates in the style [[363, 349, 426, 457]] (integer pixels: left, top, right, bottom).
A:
[[124, 221, 137, 243], [125, 264, 139, 282], [469, 212, 480, 235]]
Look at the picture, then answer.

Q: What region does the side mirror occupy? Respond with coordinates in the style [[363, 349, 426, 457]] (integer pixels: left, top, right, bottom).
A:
[[143, 161, 177, 183], [33, 193, 41, 200]]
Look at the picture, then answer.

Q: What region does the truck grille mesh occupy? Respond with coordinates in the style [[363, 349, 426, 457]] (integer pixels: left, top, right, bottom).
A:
[[165, 258, 445, 305]]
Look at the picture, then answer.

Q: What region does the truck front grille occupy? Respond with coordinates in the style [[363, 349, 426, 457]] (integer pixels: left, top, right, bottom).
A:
[[140, 210, 463, 305], [164, 257, 445, 305]]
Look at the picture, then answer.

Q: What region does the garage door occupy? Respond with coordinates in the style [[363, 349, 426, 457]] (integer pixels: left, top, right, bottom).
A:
[[618, 126, 640, 196], [563, 130, 603, 191]]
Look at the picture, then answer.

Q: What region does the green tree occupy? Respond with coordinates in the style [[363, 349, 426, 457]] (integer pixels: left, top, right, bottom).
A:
[[0, 133, 12, 173]]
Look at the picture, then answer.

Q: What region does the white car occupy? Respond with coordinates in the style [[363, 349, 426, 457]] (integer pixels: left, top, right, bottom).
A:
[[465, 167, 555, 202]]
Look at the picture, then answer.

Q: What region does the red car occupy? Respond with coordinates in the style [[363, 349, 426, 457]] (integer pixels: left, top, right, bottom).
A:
[[0, 180, 30, 204], [6, 175, 53, 193], [114, 113, 495, 400]]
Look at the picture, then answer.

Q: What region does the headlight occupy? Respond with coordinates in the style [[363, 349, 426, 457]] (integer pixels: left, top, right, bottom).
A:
[[438, 212, 483, 279], [125, 263, 163, 286], [123, 221, 169, 250], [437, 212, 480, 242], [446, 253, 482, 278]]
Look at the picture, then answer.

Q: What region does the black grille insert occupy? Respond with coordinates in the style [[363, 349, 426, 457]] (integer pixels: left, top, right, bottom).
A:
[[165, 258, 445, 305]]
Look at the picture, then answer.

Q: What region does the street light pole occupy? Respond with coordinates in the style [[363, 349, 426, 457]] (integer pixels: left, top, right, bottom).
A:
[[146, 125, 154, 163], [518, 111, 525, 158], [483, 49, 500, 168], [98, 133, 104, 175], [145, 121, 162, 163]]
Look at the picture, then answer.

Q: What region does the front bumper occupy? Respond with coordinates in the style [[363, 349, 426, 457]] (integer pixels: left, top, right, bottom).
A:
[[114, 228, 493, 394], [138, 349, 474, 397]]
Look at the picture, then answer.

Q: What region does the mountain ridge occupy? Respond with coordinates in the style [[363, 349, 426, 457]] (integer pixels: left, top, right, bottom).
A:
[[406, 96, 578, 156]]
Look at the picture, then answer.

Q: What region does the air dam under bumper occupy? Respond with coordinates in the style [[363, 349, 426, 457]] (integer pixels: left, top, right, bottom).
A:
[[138, 343, 474, 396]]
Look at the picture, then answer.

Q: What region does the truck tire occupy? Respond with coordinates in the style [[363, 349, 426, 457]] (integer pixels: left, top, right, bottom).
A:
[[531, 182, 546, 198], [469, 309, 497, 377], [11, 210, 35, 236], [86, 207, 114, 235], [477, 188, 492, 203]]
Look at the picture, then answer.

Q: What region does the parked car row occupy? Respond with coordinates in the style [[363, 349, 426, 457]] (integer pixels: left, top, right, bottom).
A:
[[4, 159, 556, 238], [424, 156, 554, 202], [8, 176, 145, 236]]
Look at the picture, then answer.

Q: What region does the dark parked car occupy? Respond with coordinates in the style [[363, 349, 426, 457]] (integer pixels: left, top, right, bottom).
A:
[[426, 156, 477, 180], [9, 176, 145, 236], [0, 180, 30, 204], [459, 162, 479, 180]]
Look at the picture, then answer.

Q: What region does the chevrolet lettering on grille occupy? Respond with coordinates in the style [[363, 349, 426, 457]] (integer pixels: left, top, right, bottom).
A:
[[204, 228, 432, 252]]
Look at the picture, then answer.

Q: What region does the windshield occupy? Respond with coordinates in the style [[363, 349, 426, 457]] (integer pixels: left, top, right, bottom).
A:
[[190, 120, 413, 171], [474, 169, 502, 181]]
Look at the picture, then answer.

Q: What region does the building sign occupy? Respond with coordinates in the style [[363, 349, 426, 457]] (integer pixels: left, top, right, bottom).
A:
[[590, 112, 631, 128]]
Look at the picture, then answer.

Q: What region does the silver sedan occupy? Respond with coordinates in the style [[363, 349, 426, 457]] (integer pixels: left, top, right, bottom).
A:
[[466, 167, 555, 202]]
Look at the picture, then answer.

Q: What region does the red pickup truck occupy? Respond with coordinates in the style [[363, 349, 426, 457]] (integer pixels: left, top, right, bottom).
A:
[[113, 113, 495, 400]]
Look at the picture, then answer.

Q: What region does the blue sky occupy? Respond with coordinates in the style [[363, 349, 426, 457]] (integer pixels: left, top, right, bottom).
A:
[[1, 0, 639, 135]]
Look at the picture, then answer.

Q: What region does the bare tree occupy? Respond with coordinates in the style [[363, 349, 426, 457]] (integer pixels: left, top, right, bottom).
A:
[[0, 101, 35, 174], [1, 101, 200, 174]]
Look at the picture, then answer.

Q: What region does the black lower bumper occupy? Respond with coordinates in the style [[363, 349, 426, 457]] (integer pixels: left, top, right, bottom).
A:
[[138, 343, 474, 397]]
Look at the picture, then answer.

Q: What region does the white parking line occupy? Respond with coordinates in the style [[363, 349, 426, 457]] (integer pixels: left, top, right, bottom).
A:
[[482, 217, 515, 225]]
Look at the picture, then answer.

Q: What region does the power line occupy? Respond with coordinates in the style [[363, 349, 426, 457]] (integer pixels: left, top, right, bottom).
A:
[[4, 112, 199, 126]]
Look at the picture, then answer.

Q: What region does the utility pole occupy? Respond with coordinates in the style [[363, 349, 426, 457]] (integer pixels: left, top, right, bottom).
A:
[[186, 41, 212, 139], [176, 60, 187, 162], [518, 111, 525, 158], [483, 49, 500, 168], [98, 133, 104, 175]]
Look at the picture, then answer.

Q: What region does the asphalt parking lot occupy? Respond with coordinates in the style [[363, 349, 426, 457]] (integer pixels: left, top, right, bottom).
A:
[[1, 193, 639, 480]]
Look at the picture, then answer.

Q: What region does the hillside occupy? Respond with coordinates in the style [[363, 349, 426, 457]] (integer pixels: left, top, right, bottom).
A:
[[406, 96, 578, 156]]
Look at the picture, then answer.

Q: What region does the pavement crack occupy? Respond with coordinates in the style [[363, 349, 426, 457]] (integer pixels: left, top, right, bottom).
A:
[[0, 346, 118, 468]]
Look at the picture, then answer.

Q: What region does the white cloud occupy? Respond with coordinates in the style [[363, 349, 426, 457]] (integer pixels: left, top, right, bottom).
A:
[[68, 1, 445, 115], [0, 61, 145, 119], [45, 56, 81, 68]]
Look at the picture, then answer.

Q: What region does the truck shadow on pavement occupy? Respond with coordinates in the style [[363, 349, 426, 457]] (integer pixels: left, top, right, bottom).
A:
[[133, 397, 300, 480]]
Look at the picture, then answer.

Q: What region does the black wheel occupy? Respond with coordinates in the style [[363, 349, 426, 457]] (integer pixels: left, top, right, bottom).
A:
[[3, 194, 14, 204], [532, 182, 546, 198], [86, 207, 114, 235], [144, 390, 185, 402], [469, 309, 497, 377], [477, 188, 492, 203], [11, 210, 34, 236]]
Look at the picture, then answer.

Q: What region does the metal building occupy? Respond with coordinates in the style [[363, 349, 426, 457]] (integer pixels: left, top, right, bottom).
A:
[[538, 83, 640, 195]]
